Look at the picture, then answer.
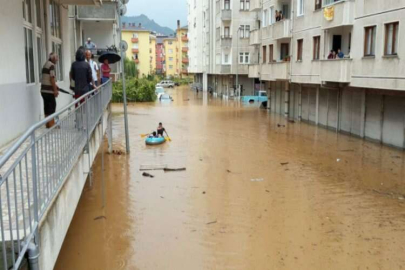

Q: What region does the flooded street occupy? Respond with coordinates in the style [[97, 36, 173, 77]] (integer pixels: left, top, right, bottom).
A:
[[55, 86, 405, 270]]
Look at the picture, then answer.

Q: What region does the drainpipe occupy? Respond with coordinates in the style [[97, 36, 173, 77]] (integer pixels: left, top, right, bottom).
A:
[[26, 242, 40, 270]]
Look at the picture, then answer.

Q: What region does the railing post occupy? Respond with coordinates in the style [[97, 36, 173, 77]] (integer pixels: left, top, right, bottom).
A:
[[30, 132, 40, 244], [85, 96, 93, 187]]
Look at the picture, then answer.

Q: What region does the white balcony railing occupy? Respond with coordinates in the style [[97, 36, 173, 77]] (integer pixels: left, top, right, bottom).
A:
[[250, 0, 262, 11], [249, 29, 260, 46], [221, 9, 232, 21], [249, 64, 260, 78], [272, 19, 291, 40], [261, 62, 290, 81], [320, 58, 352, 82], [321, 0, 355, 29]]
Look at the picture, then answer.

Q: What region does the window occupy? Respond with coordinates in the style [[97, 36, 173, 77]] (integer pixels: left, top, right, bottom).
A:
[[269, 45, 274, 62], [224, 0, 230, 10], [169, 41, 173, 45], [224, 26, 230, 37], [240, 25, 250, 38], [297, 39, 303, 61], [50, 0, 63, 81], [240, 0, 250, 10], [23, 0, 35, 84], [169, 65, 173, 69], [364, 26, 376, 56], [239, 52, 250, 64], [263, 9, 268, 27], [297, 0, 304, 16], [385, 22, 399, 55], [169, 49, 173, 53], [313, 36, 320, 60], [169, 57, 174, 61], [315, 0, 322, 10], [280, 43, 289, 60], [224, 53, 229, 64], [269, 7, 274, 25], [323, 0, 342, 6], [262, 46, 267, 63]]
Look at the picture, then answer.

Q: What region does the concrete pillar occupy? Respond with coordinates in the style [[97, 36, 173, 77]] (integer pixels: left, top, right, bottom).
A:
[[298, 84, 302, 121], [360, 89, 366, 138], [316, 86, 320, 125], [284, 81, 290, 118], [203, 72, 208, 92]]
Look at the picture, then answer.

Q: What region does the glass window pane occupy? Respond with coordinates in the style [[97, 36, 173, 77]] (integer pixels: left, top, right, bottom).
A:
[[35, 0, 41, 28], [24, 29, 29, 83], [387, 24, 393, 55], [49, 1, 55, 36], [394, 24, 399, 54], [371, 27, 376, 55], [26, 0, 32, 23]]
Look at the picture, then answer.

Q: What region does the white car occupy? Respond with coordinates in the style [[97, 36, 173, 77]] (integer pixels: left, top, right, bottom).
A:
[[159, 80, 175, 88]]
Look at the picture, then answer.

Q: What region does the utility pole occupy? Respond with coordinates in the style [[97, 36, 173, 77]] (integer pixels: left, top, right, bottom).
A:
[[236, 27, 240, 98], [117, 1, 130, 153]]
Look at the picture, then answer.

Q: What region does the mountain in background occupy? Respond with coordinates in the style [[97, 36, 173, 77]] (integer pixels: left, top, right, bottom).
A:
[[122, 15, 175, 36]]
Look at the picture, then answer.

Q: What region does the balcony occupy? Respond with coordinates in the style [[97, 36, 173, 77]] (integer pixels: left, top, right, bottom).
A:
[[261, 62, 290, 81], [320, 58, 352, 83], [182, 58, 189, 63], [134, 59, 139, 64], [219, 65, 231, 74], [249, 64, 260, 78], [182, 47, 189, 52], [132, 48, 139, 53], [131, 37, 139, 43], [322, 0, 355, 29], [249, 0, 262, 11], [249, 29, 260, 46], [181, 68, 188, 74], [221, 9, 232, 21], [77, 3, 116, 20], [221, 36, 232, 47], [181, 36, 189, 42], [272, 19, 291, 40]]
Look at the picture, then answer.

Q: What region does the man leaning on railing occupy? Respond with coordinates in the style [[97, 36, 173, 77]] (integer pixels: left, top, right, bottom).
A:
[[40, 52, 59, 128]]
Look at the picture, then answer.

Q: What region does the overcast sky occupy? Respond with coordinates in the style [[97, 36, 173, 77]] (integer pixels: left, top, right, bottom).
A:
[[126, 0, 188, 30]]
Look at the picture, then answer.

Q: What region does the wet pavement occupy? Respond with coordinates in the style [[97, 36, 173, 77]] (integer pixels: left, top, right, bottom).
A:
[[55, 86, 405, 270]]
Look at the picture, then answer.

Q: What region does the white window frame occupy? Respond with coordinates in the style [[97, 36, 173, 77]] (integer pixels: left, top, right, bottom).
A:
[[269, 7, 274, 25], [239, 52, 250, 64], [23, 0, 36, 84], [297, 0, 304, 16], [49, 0, 63, 81]]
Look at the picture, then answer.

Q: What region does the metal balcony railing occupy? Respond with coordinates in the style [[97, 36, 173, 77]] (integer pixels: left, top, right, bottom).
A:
[[0, 81, 112, 270]]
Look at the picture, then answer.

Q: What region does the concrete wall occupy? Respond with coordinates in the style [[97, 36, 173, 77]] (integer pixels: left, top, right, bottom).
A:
[[81, 21, 116, 49], [38, 109, 109, 270]]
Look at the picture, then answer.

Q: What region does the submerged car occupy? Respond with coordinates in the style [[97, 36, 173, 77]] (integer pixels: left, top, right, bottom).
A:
[[159, 80, 175, 88], [155, 86, 165, 94], [158, 93, 173, 101]]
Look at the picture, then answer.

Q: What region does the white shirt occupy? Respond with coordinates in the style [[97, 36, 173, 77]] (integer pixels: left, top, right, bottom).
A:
[[87, 59, 99, 83]]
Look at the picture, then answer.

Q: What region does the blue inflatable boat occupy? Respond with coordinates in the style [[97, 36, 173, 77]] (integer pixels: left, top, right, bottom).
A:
[[145, 136, 166, 145]]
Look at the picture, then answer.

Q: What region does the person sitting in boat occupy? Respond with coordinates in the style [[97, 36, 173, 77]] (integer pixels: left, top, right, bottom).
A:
[[157, 123, 166, 137], [149, 131, 157, 138]]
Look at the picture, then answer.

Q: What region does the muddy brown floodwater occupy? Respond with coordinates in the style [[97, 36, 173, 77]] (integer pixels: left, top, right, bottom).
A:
[[55, 86, 405, 270]]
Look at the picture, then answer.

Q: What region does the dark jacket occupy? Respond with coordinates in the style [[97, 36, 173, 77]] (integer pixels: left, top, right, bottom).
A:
[[70, 61, 92, 96]]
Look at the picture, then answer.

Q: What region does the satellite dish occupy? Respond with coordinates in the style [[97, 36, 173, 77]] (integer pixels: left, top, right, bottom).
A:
[[120, 40, 128, 52], [121, 0, 129, 4], [120, 5, 127, 16]]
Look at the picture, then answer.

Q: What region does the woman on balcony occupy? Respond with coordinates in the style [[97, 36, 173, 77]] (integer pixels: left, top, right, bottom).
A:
[[101, 59, 111, 84]]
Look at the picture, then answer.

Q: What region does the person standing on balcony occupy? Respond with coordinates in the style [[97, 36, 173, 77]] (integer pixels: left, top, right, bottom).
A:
[[85, 50, 100, 88], [70, 47, 92, 100], [101, 59, 111, 84], [337, 49, 344, 59], [41, 52, 59, 128], [84, 38, 96, 50]]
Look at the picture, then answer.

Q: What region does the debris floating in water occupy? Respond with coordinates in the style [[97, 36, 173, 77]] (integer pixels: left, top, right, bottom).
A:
[[251, 178, 264, 182], [142, 172, 154, 178], [163, 168, 186, 172], [94, 216, 107, 221], [206, 220, 217, 225], [280, 162, 289, 166], [140, 164, 168, 171]]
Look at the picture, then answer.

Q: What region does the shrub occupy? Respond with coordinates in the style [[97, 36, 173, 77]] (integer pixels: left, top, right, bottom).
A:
[[112, 78, 157, 103]]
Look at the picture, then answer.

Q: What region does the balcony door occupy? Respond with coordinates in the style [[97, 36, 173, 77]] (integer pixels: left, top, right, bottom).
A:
[[280, 43, 289, 61], [332, 35, 342, 53]]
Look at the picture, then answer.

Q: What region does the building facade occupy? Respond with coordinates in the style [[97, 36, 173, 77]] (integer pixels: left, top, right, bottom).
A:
[[0, 0, 122, 148], [246, 0, 405, 149], [163, 37, 178, 77], [156, 36, 167, 75], [188, 0, 257, 96], [122, 24, 157, 77], [176, 22, 190, 78]]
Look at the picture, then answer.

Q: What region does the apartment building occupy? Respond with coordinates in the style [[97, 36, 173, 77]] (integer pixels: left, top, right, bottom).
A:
[[175, 21, 191, 78], [188, 0, 257, 96], [0, 0, 122, 148], [248, 0, 405, 149], [156, 36, 167, 75], [122, 24, 157, 77], [164, 37, 178, 77]]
